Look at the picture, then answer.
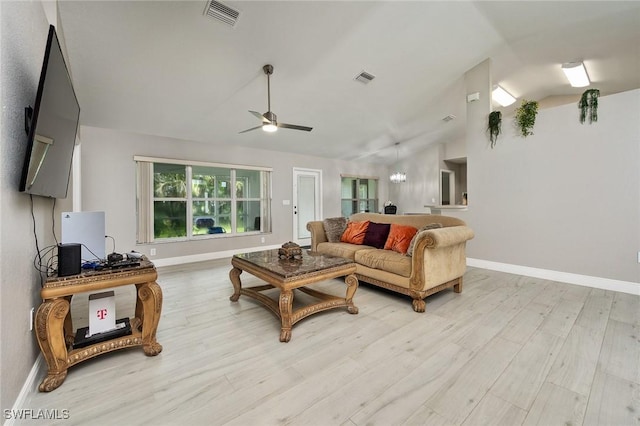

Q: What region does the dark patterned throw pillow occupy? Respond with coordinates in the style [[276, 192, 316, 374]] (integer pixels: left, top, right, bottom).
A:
[[323, 217, 348, 243], [362, 222, 391, 249]]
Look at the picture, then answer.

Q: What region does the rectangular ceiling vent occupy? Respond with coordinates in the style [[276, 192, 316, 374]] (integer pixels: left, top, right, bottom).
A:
[[354, 70, 376, 84], [204, 0, 240, 28]]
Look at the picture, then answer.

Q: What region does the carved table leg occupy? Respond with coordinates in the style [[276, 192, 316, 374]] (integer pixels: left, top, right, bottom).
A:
[[229, 267, 243, 302], [134, 288, 144, 332], [137, 281, 163, 356], [279, 290, 294, 342], [36, 299, 70, 392], [345, 274, 359, 314], [63, 295, 75, 346]]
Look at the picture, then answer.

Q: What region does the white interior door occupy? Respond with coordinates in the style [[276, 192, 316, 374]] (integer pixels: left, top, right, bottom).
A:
[[293, 168, 322, 246]]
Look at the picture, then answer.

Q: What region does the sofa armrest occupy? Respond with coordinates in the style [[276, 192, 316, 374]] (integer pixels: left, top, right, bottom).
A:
[[409, 226, 475, 291], [306, 221, 328, 251], [413, 225, 475, 250]]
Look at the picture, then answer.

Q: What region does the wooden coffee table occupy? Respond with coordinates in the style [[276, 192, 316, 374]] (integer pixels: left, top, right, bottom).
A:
[[229, 250, 358, 342]]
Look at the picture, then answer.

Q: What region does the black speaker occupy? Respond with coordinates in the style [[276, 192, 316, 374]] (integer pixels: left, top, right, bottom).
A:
[[58, 243, 81, 277]]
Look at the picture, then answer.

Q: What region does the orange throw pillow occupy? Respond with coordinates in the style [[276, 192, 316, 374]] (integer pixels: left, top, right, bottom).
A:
[[340, 221, 370, 245], [384, 224, 418, 254]]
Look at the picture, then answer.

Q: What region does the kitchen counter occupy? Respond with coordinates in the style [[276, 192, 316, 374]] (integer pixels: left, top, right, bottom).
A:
[[423, 205, 468, 214]]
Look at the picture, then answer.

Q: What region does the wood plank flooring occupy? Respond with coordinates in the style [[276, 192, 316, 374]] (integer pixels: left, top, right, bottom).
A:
[[17, 260, 640, 425]]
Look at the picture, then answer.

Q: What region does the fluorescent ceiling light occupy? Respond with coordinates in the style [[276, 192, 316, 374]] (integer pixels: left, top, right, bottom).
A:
[[492, 85, 516, 107], [262, 123, 277, 132], [561, 62, 590, 87]]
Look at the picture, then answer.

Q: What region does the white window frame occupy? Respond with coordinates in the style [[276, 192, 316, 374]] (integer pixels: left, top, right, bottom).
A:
[[340, 175, 379, 217], [135, 156, 272, 243]]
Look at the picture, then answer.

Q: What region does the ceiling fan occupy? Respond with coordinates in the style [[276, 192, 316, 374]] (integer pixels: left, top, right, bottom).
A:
[[239, 64, 313, 134]]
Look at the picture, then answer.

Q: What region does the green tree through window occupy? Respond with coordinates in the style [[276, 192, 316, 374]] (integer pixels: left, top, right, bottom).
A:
[[139, 159, 271, 242]]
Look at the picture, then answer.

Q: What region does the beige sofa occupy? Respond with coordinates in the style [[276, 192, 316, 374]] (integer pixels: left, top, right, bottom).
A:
[[307, 213, 474, 312]]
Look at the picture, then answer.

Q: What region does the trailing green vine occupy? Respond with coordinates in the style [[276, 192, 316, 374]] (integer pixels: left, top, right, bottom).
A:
[[579, 89, 599, 124], [487, 111, 502, 148], [514, 99, 539, 137]]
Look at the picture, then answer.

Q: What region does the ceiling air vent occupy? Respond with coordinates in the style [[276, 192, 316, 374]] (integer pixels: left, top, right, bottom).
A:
[[354, 70, 376, 84], [204, 0, 240, 28], [442, 115, 456, 122]]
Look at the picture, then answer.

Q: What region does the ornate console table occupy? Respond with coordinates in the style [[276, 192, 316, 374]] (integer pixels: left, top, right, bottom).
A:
[[35, 260, 163, 391]]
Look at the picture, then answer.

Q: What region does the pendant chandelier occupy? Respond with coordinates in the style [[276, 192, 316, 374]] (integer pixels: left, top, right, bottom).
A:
[[389, 143, 406, 183]]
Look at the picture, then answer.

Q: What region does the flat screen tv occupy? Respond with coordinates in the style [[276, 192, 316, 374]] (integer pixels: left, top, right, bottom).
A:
[[19, 25, 80, 199]]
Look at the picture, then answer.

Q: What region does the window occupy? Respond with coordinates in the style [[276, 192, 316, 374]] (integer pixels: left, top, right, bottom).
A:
[[340, 176, 378, 217], [136, 157, 271, 243]]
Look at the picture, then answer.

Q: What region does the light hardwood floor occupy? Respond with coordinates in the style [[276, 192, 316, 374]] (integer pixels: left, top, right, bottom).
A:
[[17, 259, 640, 425]]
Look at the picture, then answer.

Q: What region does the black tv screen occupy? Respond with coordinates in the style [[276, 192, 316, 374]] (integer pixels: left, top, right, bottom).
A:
[[19, 25, 80, 199]]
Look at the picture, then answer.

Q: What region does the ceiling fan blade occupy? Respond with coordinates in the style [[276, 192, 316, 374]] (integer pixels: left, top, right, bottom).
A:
[[249, 110, 271, 123], [238, 125, 263, 134], [278, 123, 313, 132]]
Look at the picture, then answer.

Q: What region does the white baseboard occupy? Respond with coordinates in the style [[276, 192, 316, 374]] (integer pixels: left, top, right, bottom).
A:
[[151, 244, 282, 268], [467, 258, 639, 296], [6, 355, 44, 426]]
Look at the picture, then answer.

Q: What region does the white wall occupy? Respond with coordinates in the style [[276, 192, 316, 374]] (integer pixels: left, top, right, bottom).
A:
[[465, 88, 640, 284], [388, 143, 442, 213], [388, 59, 639, 286], [79, 126, 389, 262]]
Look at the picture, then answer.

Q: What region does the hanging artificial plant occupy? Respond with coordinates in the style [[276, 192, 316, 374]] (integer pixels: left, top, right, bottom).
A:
[[487, 111, 502, 148], [579, 88, 600, 124], [514, 99, 539, 137]]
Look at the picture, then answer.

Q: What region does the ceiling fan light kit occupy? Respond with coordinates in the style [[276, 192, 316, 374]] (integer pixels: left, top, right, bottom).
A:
[[240, 64, 313, 134]]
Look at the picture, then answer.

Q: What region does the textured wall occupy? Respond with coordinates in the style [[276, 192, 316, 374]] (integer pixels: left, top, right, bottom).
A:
[[0, 1, 56, 416]]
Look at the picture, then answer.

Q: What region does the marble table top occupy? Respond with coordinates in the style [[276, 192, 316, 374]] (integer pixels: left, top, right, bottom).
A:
[[233, 249, 353, 279]]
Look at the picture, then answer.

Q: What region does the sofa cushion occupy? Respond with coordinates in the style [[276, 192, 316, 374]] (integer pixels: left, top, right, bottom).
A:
[[406, 223, 443, 256], [362, 222, 391, 249], [323, 217, 348, 243], [355, 249, 412, 278], [317, 242, 373, 260], [340, 220, 370, 245], [384, 224, 418, 255]]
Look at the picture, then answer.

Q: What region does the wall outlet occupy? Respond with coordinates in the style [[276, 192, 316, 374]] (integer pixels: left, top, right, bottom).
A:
[[150, 248, 157, 256], [29, 307, 35, 331], [261, 237, 265, 243]]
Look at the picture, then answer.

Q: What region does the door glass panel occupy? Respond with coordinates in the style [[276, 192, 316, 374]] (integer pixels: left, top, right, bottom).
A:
[[297, 175, 315, 239]]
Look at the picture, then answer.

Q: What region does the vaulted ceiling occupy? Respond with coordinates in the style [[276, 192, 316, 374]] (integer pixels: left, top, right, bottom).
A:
[[58, 1, 640, 164]]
